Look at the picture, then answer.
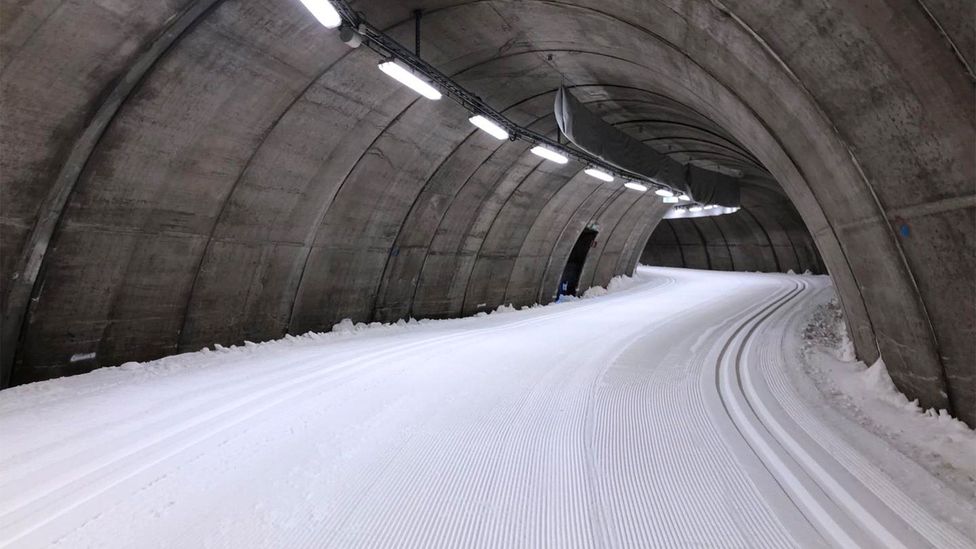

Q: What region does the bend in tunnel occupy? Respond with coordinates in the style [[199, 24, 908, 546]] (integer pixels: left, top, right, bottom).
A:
[[0, 0, 972, 424]]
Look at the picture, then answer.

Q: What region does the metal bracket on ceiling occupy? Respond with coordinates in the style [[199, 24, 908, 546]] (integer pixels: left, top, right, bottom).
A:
[[326, 0, 672, 193], [414, 9, 422, 58]]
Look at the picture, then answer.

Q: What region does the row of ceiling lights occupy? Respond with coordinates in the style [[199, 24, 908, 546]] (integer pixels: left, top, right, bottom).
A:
[[680, 204, 740, 213], [299, 0, 730, 210]]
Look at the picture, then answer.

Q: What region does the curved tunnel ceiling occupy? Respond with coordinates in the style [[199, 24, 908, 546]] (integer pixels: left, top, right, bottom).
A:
[[1, 0, 973, 425]]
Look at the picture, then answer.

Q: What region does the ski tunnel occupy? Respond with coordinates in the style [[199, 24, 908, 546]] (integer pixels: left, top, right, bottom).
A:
[[1, 0, 972, 429], [2, 2, 976, 546]]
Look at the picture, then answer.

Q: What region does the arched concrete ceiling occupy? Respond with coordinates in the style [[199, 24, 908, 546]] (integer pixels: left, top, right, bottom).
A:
[[1, 0, 972, 424]]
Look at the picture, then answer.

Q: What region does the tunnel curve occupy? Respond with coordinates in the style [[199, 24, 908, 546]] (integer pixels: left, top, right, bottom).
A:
[[0, 0, 971, 424]]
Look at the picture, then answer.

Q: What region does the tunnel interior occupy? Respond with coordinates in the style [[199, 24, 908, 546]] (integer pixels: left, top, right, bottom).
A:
[[642, 185, 825, 274], [0, 0, 972, 425]]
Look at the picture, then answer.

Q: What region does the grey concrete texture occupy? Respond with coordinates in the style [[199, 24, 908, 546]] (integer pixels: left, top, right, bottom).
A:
[[1, 0, 973, 424], [642, 185, 826, 275], [643, 210, 823, 274]]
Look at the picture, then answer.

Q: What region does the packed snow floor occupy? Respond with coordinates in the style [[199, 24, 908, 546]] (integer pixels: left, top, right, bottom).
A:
[[1, 267, 973, 548]]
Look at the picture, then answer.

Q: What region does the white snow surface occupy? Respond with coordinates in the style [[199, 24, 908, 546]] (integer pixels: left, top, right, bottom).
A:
[[1, 267, 973, 548], [797, 293, 976, 508]]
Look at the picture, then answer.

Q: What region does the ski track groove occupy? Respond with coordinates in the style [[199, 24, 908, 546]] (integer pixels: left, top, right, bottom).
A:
[[2, 275, 676, 482], [711, 276, 971, 549], [750, 282, 975, 549], [0, 281, 671, 548], [720, 282, 865, 548], [1, 270, 968, 548], [318, 280, 678, 548], [682, 285, 801, 548]]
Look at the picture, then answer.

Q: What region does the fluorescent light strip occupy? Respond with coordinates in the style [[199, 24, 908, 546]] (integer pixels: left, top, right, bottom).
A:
[[299, 0, 342, 28], [584, 168, 614, 182], [654, 188, 674, 197], [624, 182, 648, 192], [689, 205, 703, 212], [469, 115, 509, 140], [662, 196, 679, 203], [530, 146, 568, 164], [677, 194, 691, 202], [378, 61, 442, 100]]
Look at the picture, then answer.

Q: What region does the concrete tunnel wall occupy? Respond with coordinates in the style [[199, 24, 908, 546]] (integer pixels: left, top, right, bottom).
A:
[[642, 186, 826, 274], [1, 0, 973, 424]]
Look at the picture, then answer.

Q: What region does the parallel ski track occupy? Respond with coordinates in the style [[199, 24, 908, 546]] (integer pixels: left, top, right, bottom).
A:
[[4, 271, 969, 548], [308, 278, 727, 549], [746, 282, 974, 549], [713, 276, 973, 549], [0, 277, 676, 547]]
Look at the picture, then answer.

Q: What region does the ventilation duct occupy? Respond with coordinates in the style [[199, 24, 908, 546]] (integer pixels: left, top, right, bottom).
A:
[[554, 86, 741, 207], [554, 86, 688, 193], [686, 164, 740, 207]]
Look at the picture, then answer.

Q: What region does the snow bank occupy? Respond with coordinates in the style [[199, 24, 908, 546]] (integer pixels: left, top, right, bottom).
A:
[[802, 297, 855, 362], [2, 269, 660, 405], [860, 359, 971, 434], [800, 297, 976, 494], [556, 270, 652, 302], [328, 271, 654, 337]]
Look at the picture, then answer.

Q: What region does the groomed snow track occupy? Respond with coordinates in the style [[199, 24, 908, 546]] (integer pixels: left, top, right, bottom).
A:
[[0, 268, 971, 548]]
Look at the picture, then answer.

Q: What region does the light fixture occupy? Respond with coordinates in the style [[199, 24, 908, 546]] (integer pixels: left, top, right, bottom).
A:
[[689, 205, 703, 212], [469, 115, 509, 140], [378, 61, 442, 100], [530, 146, 568, 164], [624, 182, 648, 192], [704, 204, 717, 210], [299, 0, 342, 28], [677, 194, 691, 202], [584, 168, 614, 182], [662, 196, 679, 203], [654, 188, 675, 197]]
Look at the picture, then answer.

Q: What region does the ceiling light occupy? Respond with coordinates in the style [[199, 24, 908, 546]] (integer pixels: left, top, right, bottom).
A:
[[624, 182, 648, 192], [662, 196, 679, 203], [530, 146, 568, 164], [689, 205, 703, 212], [378, 61, 442, 100], [584, 168, 614, 182], [677, 194, 691, 201], [654, 188, 674, 197], [704, 204, 717, 210], [469, 115, 509, 140], [299, 0, 342, 28]]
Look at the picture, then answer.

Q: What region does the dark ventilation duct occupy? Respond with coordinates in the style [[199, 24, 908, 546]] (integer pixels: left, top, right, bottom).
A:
[[554, 86, 687, 193], [686, 164, 741, 207], [554, 86, 740, 207]]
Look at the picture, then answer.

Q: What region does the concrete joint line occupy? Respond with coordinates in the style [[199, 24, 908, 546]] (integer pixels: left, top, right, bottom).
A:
[[913, 0, 976, 81], [0, 0, 225, 388]]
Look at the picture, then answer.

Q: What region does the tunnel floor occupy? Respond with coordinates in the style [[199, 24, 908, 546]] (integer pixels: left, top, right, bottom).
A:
[[0, 268, 972, 548]]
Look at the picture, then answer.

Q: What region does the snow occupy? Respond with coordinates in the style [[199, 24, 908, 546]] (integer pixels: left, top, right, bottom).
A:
[[798, 295, 976, 503], [0, 267, 972, 548]]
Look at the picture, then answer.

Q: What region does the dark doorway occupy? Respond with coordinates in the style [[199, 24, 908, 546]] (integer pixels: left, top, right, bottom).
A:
[[559, 228, 598, 297]]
